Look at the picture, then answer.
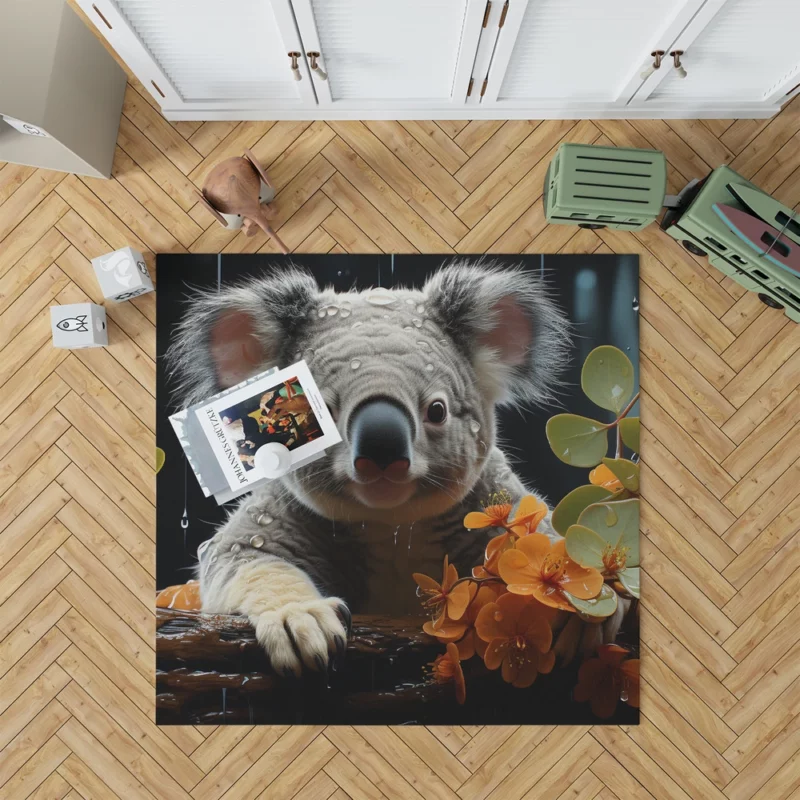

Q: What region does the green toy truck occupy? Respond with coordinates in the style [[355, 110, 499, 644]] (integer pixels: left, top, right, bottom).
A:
[[544, 143, 800, 323], [543, 143, 667, 231]]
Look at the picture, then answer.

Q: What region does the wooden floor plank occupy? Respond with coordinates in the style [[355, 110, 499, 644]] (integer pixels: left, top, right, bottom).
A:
[[2, 44, 800, 797]]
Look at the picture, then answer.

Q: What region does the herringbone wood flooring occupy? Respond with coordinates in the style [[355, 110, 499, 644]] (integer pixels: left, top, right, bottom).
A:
[[2, 12, 800, 797]]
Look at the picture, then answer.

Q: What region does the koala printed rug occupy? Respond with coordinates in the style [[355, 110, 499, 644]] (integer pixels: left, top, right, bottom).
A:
[[155, 254, 640, 726]]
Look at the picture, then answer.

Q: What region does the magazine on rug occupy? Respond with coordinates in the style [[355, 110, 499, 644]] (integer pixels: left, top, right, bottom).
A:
[[170, 360, 341, 503]]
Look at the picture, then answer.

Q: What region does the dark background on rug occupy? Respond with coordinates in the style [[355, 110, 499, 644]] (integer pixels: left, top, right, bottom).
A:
[[155, 253, 639, 725]]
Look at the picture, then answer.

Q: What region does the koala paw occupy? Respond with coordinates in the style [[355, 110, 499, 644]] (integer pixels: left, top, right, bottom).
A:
[[253, 598, 350, 678], [552, 596, 632, 666]]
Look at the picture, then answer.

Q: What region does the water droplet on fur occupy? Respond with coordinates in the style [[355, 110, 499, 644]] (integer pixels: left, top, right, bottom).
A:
[[417, 340, 430, 349], [605, 505, 618, 526], [257, 514, 273, 526], [340, 304, 352, 318], [620, 689, 629, 702], [383, 314, 390, 319], [210, 555, 218, 564], [412, 318, 423, 328], [352, 321, 363, 329], [404, 326, 413, 332], [318, 308, 327, 318], [366, 287, 396, 306], [250, 534, 265, 549], [351, 359, 362, 370], [425, 363, 434, 372], [293, 352, 301, 361], [304, 348, 315, 360], [406, 298, 415, 306], [327, 306, 339, 316], [230, 543, 241, 554], [470, 420, 481, 434], [416, 303, 425, 313]]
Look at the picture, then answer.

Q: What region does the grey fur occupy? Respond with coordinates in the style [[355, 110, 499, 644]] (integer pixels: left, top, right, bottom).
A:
[[167, 261, 572, 617]]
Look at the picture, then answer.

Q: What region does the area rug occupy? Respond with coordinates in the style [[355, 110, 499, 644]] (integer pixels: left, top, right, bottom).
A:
[[155, 254, 640, 725]]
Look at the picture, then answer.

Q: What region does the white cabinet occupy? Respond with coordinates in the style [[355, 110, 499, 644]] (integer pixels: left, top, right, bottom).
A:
[[633, 0, 800, 108], [76, 0, 800, 120], [81, 0, 316, 111], [290, 0, 486, 109], [478, 0, 705, 107]]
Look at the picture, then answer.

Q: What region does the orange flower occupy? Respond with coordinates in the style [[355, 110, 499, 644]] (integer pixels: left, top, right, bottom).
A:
[[589, 464, 623, 493], [464, 493, 548, 537], [455, 584, 504, 660], [156, 581, 201, 611], [574, 644, 640, 719], [414, 557, 475, 639], [498, 534, 604, 612], [475, 593, 556, 688], [483, 532, 515, 575], [429, 642, 466, 704]]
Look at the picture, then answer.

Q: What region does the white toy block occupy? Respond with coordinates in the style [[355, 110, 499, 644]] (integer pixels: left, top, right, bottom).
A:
[[91, 246, 154, 302], [50, 303, 108, 349]]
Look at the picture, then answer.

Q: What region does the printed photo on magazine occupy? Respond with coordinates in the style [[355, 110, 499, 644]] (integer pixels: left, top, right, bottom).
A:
[[194, 360, 341, 492]]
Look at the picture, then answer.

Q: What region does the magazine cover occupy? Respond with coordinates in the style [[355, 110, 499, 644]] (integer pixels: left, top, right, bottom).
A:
[[156, 254, 640, 726]]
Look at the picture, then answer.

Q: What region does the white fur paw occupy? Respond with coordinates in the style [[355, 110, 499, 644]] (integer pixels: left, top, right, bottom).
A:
[[252, 597, 349, 678]]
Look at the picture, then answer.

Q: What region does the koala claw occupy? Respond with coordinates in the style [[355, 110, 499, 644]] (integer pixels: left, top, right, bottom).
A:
[[253, 597, 349, 678], [552, 597, 633, 666]]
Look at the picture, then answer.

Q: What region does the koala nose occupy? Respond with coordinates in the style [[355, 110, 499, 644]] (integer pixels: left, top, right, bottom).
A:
[[349, 399, 412, 480]]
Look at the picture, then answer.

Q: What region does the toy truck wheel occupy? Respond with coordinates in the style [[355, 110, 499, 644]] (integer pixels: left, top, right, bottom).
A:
[[578, 223, 606, 230], [758, 293, 784, 310], [682, 240, 707, 257]]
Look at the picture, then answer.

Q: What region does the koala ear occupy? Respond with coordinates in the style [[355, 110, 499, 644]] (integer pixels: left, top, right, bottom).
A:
[[424, 262, 571, 406], [166, 268, 318, 405]]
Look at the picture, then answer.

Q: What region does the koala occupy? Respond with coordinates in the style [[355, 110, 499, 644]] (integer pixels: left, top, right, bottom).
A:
[[167, 261, 624, 677]]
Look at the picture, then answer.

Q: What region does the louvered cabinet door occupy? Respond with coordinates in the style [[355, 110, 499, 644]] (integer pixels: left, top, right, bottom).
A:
[[635, 0, 800, 109], [76, 0, 317, 113], [479, 0, 706, 108], [289, 0, 486, 108]]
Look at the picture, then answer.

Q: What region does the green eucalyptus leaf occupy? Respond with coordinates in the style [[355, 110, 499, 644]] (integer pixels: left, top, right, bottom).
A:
[[565, 583, 618, 618], [156, 447, 166, 474], [546, 414, 609, 467], [602, 457, 640, 493], [618, 567, 640, 598], [578, 498, 640, 566], [619, 417, 640, 453], [565, 524, 606, 569], [581, 346, 635, 414], [552, 485, 613, 536]]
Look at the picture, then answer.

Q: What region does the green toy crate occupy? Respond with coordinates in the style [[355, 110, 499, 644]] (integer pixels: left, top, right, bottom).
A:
[[544, 143, 667, 231], [661, 164, 800, 323]]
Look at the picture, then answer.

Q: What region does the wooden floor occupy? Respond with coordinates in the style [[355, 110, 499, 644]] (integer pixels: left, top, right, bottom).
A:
[[2, 41, 800, 800]]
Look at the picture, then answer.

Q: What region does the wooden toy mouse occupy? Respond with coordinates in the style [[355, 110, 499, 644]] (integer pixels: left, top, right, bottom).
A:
[[196, 149, 289, 254]]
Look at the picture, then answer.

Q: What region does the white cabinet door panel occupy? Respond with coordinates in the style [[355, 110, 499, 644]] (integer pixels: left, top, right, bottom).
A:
[[646, 0, 800, 105], [77, 0, 316, 110], [291, 0, 486, 107], [482, 0, 704, 107]]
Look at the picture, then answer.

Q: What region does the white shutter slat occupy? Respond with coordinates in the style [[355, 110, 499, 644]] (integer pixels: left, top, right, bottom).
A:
[[114, 0, 297, 101], [498, 0, 685, 102], [650, 0, 800, 102], [309, 0, 468, 101]]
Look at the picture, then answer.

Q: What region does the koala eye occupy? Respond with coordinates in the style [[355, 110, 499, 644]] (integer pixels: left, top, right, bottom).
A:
[[425, 400, 447, 424]]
